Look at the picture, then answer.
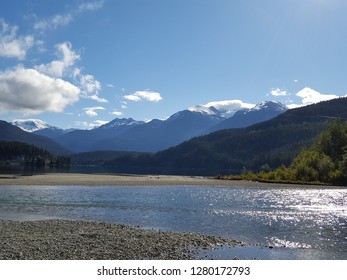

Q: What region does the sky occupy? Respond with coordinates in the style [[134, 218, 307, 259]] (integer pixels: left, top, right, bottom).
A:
[[0, 0, 347, 129]]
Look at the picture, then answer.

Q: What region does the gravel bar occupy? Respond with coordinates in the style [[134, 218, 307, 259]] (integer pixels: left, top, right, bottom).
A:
[[0, 173, 332, 188], [0, 220, 241, 260]]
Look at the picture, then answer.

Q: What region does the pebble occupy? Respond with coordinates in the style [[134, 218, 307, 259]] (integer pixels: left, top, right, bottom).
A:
[[0, 220, 240, 260]]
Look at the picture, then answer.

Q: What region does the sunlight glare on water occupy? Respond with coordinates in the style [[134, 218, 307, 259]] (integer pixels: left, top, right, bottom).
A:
[[0, 185, 346, 259]]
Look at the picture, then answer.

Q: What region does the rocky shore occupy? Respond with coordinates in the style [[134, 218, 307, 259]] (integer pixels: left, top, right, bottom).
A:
[[0, 220, 241, 260]]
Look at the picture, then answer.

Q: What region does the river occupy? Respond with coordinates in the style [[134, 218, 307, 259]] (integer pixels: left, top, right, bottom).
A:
[[0, 185, 346, 259]]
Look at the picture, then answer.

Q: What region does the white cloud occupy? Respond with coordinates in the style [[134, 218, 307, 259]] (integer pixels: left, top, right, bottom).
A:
[[78, 1, 104, 12], [92, 120, 108, 127], [35, 42, 80, 78], [111, 110, 123, 116], [204, 100, 255, 110], [74, 119, 108, 129], [83, 106, 105, 117], [106, 83, 115, 88], [34, 13, 73, 32], [34, 1, 104, 33], [0, 66, 80, 114], [74, 121, 89, 128], [286, 103, 302, 109], [77, 73, 106, 103], [190, 100, 255, 117], [206, 100, 254, 113], [123, 90, 162, 102], [270, 88, 287, 96], [124, 94, 141, 102], [35, 40, 46, 53], [120, 101, 128, 109], [85, 110, 97, 117], [89, 94, 108, 103], [287, 87, 341, 109], [296, 87, 338, 104], [0, 19, 34, 60], [79, 74, 101, 93], [35, 42, 105, 103]]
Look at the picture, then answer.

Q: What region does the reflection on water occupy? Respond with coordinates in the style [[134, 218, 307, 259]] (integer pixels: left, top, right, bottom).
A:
[[0, 185, 346, 259]]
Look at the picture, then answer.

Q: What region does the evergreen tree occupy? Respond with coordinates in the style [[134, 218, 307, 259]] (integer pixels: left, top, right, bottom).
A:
[[231, 119, 347, 185]]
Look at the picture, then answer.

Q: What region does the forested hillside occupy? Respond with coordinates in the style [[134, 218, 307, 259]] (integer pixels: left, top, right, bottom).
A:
[[0, 141, 70, 168], [222, 120, 347, 185], [71, 98, 347, 176], [0, 121, 72, 156]]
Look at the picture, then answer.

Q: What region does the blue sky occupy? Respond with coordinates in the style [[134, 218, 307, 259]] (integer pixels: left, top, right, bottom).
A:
[[0, 0, 347, 129]]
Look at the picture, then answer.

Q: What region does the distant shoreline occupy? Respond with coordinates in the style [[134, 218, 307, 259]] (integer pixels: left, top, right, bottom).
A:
[[0, 172, 343, 188]]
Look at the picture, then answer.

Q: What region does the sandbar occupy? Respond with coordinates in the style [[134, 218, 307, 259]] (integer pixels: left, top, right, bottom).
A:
[[0, 172, 333, 188]]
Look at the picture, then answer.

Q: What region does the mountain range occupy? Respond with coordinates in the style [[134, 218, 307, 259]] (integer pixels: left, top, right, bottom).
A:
[[9, 101, 288, 153], [71, 97, 347, 175], [2, 97, 347, 176], [207, 101, 288, 132], [0, 121, 71, 156]]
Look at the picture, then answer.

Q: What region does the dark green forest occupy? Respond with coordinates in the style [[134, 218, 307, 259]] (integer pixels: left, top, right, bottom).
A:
[[70, 121, 326, 176], [77, 121, 329, 176], [0, 141, 70, 168], [78, 98, 346, 176], [221, 120, 347, 185], [53, 98, 347, 181]]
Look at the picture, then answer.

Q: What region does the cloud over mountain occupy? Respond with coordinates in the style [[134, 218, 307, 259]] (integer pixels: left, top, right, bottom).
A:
[[288, 87, 343, 109], [190, 99, 255, 118], [296, 87, 339, 104]]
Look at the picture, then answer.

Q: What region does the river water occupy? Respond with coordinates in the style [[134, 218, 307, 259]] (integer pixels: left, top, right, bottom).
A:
[[0, 185, 346, 259]]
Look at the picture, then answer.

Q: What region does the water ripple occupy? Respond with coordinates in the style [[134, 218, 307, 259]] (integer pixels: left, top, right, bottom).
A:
[[0, 185, 346, 259]]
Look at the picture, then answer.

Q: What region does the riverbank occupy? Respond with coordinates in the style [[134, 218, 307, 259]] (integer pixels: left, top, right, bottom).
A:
[[0, 220, 241, 260], [0, 172, 333, 188]]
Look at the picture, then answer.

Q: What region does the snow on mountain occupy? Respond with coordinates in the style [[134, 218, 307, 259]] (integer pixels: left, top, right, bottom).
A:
[[11, 119, 54, 133], [188, 105, 220, 116], [189, 99, 255, 118], [250, 101, 288, 112], [207, 101, 288, 133], [8, 100, 288, 153], [97, 118, 145, 130]]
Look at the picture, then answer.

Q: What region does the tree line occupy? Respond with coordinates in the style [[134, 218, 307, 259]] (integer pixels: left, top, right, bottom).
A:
[[0, 141, 70, 168], [221, 120, 347, 185]]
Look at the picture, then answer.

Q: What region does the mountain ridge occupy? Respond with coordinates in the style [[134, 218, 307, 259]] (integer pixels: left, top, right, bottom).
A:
[[0, 121, 72, 156], [207, 101, 288, 132], [10, 100, 287, 153], [11, 119, 54, 132], [74, 97, 347, 176]]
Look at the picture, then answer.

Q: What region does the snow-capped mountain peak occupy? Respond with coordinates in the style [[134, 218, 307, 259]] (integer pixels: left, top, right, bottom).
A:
[[97, 118, 145, 130], [188, 105, 220, 116], [206, 100, 288, 133], [11, 119, 53, 132], [250, 101, 288, 112], [189, 100, 256, 118]]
